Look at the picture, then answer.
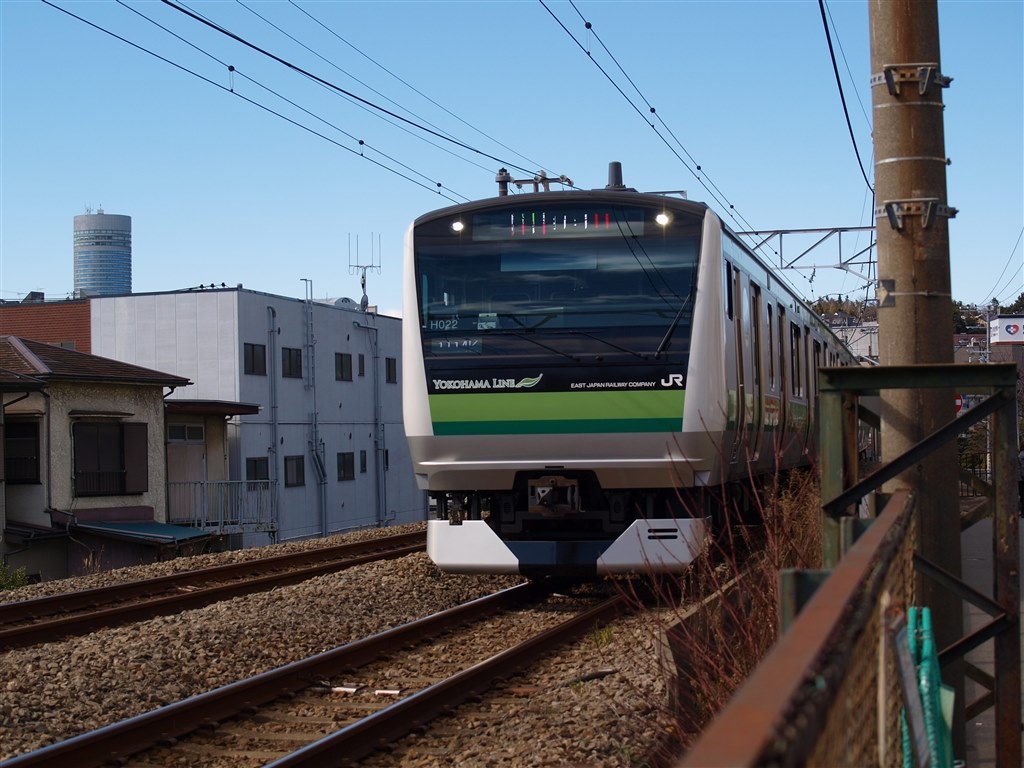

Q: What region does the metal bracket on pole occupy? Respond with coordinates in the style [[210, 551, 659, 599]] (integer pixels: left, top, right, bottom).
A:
[[871, 63, 953, 96], [876, 198, 958, 231]]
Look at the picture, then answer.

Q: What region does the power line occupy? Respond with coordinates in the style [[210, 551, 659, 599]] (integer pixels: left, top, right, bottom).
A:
[[985, 226, 1024, 304], [288, 0, 550, 176], [43, 0, 465, 203], [160, 0, 553, 180], [565, 1, 746, 221], [818, 0, 873, 194], [232, 0, 490, 177], [540, 0, 764, 244]]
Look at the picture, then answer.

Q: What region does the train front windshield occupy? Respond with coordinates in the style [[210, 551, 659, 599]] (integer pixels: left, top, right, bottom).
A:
[[415, 202, 701, 351]]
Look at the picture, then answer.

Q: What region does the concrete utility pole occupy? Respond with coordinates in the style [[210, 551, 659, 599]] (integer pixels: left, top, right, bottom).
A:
[[869, 0, 964, 751]]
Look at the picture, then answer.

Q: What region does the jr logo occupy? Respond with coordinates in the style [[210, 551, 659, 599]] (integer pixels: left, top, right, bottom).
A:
[[661, 374, 685, 387]]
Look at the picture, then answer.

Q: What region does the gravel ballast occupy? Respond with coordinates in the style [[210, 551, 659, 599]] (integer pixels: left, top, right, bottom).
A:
[[0, 524, 677, 766]]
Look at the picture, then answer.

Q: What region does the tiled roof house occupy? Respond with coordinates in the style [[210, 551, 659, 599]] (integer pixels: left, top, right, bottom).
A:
[[1, 336, 210, 580]]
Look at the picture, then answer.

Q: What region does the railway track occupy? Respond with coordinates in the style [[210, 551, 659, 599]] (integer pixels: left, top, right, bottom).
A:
[[0, 582, 626, 768], [0, 531, 425, 650]]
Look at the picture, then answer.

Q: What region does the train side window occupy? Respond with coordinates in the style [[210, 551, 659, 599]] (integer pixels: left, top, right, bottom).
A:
[[813, 338, 822, 397], [790, 322, 803, 398], [767, 303, 775, 390], [750, 284, 762, 389], [724, 259, 734, 320], [777, 305, 787, 396]]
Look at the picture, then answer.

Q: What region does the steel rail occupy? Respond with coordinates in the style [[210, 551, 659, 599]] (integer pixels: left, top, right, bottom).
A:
[[0, 531, 424, 649], [267, 593, 628, 767], [0, 581, 547, 768]]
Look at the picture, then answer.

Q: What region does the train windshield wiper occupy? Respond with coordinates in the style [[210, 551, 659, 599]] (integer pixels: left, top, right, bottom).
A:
[[566, 330, 646, 360], [482, 330, 577, 361], [653, 296, 692, 359]]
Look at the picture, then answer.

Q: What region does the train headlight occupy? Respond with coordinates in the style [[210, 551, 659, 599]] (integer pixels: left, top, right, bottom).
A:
[[655, 212, 671, 226], [450, 220, 465, 233]]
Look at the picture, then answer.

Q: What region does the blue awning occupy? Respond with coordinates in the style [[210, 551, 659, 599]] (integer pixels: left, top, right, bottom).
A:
[[71, 521, 212, 546]]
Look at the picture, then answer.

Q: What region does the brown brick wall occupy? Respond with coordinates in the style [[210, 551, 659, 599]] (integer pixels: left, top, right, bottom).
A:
[[0, 300, 92, 353]]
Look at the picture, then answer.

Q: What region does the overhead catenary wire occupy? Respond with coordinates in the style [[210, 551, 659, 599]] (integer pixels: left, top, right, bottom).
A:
[[44, 0, 465, 203], [119, 0, 470, 194], [287, 0, 551, 177], [564, 0, 748, 225], [540, 0, 759, 239], [159, 0, 559, 181], [232, 0, 496, 177]]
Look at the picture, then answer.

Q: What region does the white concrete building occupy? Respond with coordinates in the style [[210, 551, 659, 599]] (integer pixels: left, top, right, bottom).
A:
[[90, 286, 424, 544]]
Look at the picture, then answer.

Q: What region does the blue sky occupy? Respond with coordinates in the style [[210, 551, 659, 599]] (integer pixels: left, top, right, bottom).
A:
[[1, 0, 1021, 317]]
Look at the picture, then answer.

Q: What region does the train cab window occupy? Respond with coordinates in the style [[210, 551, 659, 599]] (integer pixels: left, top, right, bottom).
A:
[[415, 202, 702, 336]]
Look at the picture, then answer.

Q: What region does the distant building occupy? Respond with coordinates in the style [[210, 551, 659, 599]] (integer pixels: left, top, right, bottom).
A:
[[93, 287, 423, 544], [829, 320, 879, 361], [0, 297, 91, 352], [1, 286, 426, 547], [74, 210, 132, 297]]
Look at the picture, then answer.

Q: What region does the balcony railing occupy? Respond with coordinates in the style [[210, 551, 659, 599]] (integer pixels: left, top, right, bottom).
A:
[[167, 480, 277, 534]]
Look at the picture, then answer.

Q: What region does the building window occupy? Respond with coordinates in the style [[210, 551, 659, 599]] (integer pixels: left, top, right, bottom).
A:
[[168, 424, 204, 443], [246, 457, 269, 481], [244, 343, 267, 376], [335, 352, 353, 381], [337, 452, 355, 481], [358, 354, 365, 377], [284, 455, 305, 487], [359, 449, 367, 473], [384, 449, 390, 471], [386, 356, 398, 384], [282, 347, 302, 379], [73, 421, 148, 496], [4, 420, 40, 484]]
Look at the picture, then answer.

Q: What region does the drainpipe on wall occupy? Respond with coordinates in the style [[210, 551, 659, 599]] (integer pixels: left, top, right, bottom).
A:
[[301, 279, 328, 537], [267, 306, 280, 540], [352, 319, 385, 527]]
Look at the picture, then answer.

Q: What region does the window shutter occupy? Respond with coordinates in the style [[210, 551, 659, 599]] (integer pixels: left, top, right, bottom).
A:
[[123, 422, 149, 493]]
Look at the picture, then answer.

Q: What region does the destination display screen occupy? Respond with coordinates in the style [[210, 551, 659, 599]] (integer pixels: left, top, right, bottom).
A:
[[471, 206, 647, 241]]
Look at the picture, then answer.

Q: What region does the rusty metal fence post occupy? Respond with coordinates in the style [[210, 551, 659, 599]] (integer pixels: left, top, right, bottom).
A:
[[676, 363, 1020, 767]]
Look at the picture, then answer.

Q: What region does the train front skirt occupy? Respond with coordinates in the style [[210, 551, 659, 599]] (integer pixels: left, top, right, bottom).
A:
[[426, 518, 709, 576]]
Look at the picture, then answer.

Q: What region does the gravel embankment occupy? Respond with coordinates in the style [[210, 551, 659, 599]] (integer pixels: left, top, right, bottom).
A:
[[0, 525, 677, 766]]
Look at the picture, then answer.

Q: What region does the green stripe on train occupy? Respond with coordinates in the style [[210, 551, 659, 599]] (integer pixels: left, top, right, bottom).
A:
[[429, 389, 684, 435]]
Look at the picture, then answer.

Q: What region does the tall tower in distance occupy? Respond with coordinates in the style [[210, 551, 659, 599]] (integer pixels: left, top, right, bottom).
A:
[[74, 208, 132, 297]]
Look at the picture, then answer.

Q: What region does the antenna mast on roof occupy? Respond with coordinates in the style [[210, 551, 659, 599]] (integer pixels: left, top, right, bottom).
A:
[[348, 233, 382, 312]]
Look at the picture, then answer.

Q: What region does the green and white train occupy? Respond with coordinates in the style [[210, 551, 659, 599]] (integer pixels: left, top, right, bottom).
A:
[[403, 165, 854, 576]]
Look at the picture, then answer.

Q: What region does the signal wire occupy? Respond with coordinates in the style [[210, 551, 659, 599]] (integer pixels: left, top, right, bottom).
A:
[[160, 0, 558, 180], [44, 0, 465, 203]]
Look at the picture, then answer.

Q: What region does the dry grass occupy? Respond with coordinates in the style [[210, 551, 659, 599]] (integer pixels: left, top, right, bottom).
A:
[[624, 468, 824, 765]]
